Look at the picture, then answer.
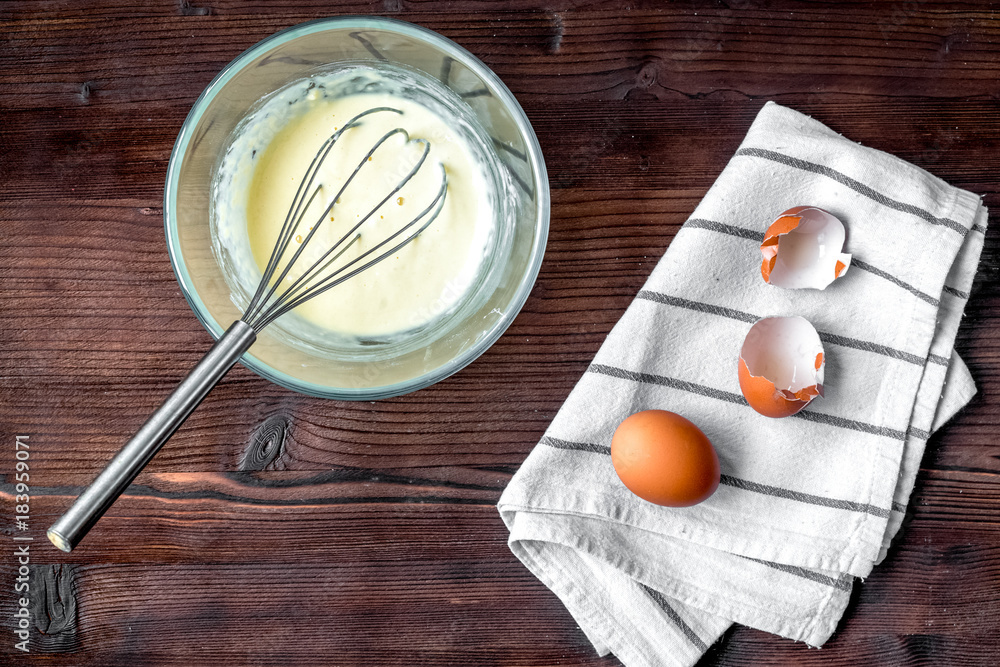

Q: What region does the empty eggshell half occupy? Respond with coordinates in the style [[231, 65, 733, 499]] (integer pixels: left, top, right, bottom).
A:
[[738, 316, 825, 418], [760, 206, 851, 289]]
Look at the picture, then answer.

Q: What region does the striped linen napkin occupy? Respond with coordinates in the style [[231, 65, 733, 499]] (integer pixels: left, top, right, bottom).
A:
[[497, 101, 987, 667]]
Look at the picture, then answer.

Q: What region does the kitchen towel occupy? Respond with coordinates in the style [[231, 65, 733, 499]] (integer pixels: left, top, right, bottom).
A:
[[498, 101, 988, 667]]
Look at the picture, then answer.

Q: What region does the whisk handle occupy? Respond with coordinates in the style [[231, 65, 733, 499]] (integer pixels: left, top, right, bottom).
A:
[[47, 320, 257, 552]]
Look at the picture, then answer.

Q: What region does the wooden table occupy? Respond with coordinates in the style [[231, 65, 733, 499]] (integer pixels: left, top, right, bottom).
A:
[[2, 2, 998, 665]]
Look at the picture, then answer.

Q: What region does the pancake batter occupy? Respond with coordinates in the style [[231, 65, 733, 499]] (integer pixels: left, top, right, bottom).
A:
[[214, 68, 496, 340]]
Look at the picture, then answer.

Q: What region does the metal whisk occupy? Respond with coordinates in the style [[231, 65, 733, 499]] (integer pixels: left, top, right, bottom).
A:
[[48, 107, 448, 552]]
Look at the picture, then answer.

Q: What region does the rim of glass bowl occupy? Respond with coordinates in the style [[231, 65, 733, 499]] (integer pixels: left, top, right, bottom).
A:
[[164, 16, 550, 400]]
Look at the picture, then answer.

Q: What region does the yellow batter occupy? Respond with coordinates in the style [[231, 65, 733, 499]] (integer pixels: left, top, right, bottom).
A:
[[244, 90, 493, 338]]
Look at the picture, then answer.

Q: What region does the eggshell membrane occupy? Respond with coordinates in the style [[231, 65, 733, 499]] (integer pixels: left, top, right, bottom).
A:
[[738, 316, 825, 418], [610, 410, 720, 507], [760, 206, 851, 289]]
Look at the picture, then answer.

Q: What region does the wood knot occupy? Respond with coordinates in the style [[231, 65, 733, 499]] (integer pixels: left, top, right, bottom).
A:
[[241, 415, 289, 471], [938, 33, 965, 60], [78, 82, 93, 103], [179, 0, 211, 15], [636, 59, 659, 89], [547, 13, 565, 54], [29, 564, 79, 652], [382, 0, 404, 12]]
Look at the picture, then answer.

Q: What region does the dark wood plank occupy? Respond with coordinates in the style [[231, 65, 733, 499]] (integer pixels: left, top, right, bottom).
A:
[[4, 488, 1000, 664], [2, 1, 999, 665]]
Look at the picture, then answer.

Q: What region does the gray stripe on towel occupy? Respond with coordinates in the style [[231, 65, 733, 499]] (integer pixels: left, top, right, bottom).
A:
[[636, 290, 937, 366], [791, 409, 907, 440], [815, 331, 926, 366], [590, 363, 746, 405], [943, 285, 970, 300], [641, 584, 709, 651], [636, 291, 756, 324], [849, 259, 940, 306], [685, 218, 764, 242], [720, 474, 891, 519], [736, 148, 968, 236], [540, 435, 611, 456], [539, 436, 894, 519], [683, 219, 941, 306], [739, 555, 854, 591], [588, 363, 907, 440]]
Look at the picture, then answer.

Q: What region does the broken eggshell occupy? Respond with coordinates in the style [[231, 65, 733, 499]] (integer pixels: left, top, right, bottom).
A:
[[760, 206, 851, 289], [738, 316, 825, 418]]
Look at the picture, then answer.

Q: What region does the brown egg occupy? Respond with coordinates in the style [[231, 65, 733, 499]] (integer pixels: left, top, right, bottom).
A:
[[610, 410, 720, 507]]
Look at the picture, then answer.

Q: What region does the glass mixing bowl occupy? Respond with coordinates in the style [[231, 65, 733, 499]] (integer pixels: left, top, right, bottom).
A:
[[164, 17, 549, 400]]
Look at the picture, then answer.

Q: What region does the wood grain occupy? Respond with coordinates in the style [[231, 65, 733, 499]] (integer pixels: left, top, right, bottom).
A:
[[2, 1, 1000, 665]]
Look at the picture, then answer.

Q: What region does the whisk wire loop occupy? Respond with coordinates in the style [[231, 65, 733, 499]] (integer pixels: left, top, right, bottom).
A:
[[244, 107, 404, 325], [249, 130, 430, 328], [257, 164, 448, 329], [243, 109, 446, 333]]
